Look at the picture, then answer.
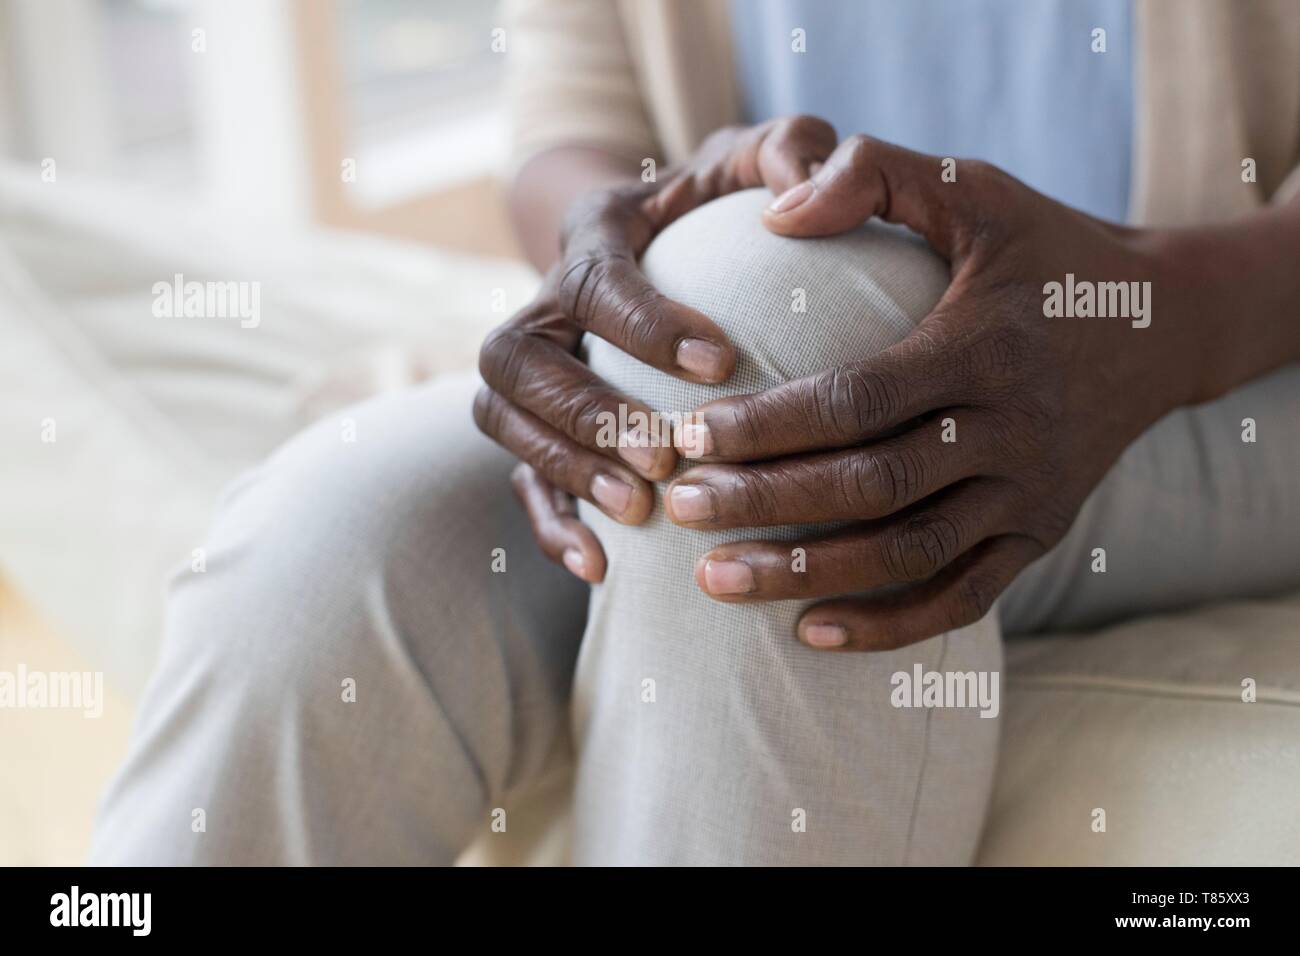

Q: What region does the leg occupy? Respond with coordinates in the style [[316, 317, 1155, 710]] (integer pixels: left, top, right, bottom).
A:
[[1001, 363, 1300, 633], [0, 173, 537, 694], [89, 373, 587, 864], [572, 189, 1002, 865]]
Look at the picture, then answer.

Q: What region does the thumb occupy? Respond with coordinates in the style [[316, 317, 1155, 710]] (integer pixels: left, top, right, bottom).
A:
[[762, 135, 977, 261]]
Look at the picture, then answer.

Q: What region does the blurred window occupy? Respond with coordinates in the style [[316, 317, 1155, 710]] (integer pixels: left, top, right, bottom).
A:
[[100, 0, 195, 184], [337, 0, 500, 138], [0, 0, 501, 208], [334, 0, 505, 205], [1, 0, 194, 185]]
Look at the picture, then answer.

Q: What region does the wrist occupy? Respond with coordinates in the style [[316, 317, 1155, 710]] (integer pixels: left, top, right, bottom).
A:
[[1087, 228, 1217, 425], [1121, 226, 1244, 413], [1144, 209, 1300, 406]]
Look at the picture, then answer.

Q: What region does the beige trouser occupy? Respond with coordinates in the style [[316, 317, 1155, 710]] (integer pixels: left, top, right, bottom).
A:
[[89, 191, 1300, 865]]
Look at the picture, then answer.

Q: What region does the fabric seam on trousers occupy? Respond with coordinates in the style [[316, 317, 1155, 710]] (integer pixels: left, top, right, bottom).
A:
[[902, 631, 950, 864]]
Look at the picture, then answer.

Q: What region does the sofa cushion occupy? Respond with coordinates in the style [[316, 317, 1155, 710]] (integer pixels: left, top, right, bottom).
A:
[[977, 592, 1300, 865]]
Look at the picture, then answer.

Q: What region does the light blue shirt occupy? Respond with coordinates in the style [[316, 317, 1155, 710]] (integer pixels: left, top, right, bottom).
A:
[[731, 0, 1134, 222]]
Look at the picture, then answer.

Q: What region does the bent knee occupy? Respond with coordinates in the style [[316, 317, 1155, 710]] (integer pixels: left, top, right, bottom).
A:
[[584, 188, 948, 408], [575, 190, 957, 650]]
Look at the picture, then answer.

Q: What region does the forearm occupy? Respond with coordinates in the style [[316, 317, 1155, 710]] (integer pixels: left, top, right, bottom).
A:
[[508, 146, 642, 271], [1155, 198, 1300, 406]]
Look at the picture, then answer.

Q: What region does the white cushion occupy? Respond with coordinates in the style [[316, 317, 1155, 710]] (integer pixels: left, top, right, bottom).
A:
[[977, 592, 1300, 864]]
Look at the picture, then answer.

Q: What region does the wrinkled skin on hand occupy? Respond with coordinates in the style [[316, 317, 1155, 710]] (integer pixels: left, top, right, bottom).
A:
[[666, 134, 1205, 650], [475, 117, 837, 582], [481, 120, 1205, 652]]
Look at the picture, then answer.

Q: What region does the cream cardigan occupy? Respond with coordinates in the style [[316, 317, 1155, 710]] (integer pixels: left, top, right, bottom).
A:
[[504, 0, 1300, 227]]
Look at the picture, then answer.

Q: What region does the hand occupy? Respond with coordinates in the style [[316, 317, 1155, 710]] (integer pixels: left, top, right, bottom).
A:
[[476, 116, 838, 583], [666, 135, 1209, 650]]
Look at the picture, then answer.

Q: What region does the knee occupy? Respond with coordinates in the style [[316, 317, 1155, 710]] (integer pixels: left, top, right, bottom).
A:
[[573, 188, 960, 656], [574, 188, 963, 666], [584, 188, 948, 406]]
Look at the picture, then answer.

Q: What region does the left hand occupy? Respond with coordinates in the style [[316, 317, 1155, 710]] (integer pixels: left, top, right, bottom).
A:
[[666, 135, 1212, 651], [477, 117, 838, 583]]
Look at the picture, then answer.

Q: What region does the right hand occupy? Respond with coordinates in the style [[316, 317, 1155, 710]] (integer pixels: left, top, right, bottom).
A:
[[475, 116, 838, 583]]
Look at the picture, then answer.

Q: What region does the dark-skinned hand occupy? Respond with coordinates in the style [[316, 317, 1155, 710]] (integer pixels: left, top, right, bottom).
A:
[[475, 116, 838, 582], [665, 134, 1211, 651]]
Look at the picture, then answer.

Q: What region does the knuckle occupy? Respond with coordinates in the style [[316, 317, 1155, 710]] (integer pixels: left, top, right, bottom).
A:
[[812, 365, 903, 440], [880, 448, 927, 512], [533, 438, 579, 491], [845, 132, 876, 160], [837, 455, 880, 514], [693, 126, 750, 175], [961, 158, 1000, 185], [554, 384, 611, 445], [885, 512, 963, 581], [732, 469, 782, 522], [779, 113, 835, 144], [558, 253, 666, 356], [613, 287, 668, 356], [961, 158, 1017, 205], [556, 253, 618, 325], [841, 449, 922, 516], [845, 135, 886, 179], [727, 392, 776, 452], [958, 161, 1018, 244], [478, 327, 528, 391]]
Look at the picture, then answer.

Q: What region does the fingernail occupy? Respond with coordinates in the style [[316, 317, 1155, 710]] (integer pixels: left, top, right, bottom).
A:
[[675, 421, 713, 459], [562, 548, 587, 578], [703, 559, 755, 595], [802, 623, 847, 648], [768, 179, 813, 213], [676, 338, 727, 381], [617, 429, 659, 473], [591, 473, 633, 516], [667, 483, 714, 522]]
